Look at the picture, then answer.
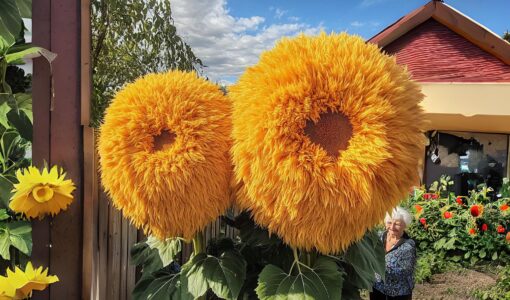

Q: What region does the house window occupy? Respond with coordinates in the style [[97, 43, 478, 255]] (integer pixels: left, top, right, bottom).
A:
[[425, 131, 509, 196]]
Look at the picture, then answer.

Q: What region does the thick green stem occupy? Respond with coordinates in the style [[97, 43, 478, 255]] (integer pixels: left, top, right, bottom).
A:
[[192, 231, 206, 300], [192, 231, 205, 255], [292, 247, 302, 274]]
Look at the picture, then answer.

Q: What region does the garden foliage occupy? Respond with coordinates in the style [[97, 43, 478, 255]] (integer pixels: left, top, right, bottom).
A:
[[130, 212, 386, 300], [404, 175, 510, 275]]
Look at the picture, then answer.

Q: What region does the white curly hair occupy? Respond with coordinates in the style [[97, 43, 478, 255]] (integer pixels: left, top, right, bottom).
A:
[[385, 206, 413, 227]]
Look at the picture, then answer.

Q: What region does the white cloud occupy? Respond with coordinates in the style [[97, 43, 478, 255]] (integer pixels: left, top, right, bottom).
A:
[[350, 21, 381, 28], [360, 0, 386, 8], [171, 0, 322, 84], [350, 21, 365, 27], [274, 8, 287, 19]]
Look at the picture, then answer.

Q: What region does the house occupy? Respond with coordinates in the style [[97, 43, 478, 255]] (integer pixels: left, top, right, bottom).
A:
[[369, 0, 510, 194]]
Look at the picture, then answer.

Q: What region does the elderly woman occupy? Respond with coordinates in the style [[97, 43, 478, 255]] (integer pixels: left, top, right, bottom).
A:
[[371, 206, 416, 300]]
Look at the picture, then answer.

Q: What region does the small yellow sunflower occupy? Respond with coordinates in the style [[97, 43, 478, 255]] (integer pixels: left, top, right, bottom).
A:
[[0, 262, 58, 299], [230, 33, 426, 254], [0, 276, 15, 300], [9, 166, 75, 219], [98, 71, 232, 240]]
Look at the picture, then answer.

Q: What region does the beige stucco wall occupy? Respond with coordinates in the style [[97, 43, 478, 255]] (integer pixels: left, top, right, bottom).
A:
[[420, 83, 510, 133]]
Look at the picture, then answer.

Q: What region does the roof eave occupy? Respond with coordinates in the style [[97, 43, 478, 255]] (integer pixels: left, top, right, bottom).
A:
[[368, 1, 510, 65]]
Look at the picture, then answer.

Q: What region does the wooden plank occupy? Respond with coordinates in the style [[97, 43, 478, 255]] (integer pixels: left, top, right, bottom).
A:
[[120, 218, 129, 300], [81, 0, 91, 126], [98, 189, 109, 300], [82, 127, 96, 300], [107, 206, 122, 300], [126, 224, 138, 300], [81, 0, 94, 295], [31, 0, 51, 298], [48, 0, 83, 298]]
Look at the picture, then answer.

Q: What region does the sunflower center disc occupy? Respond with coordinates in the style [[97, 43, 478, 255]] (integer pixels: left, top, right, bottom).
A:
[[153, 130, 176, 151], [32, 185, 54, 203], [304, 111, 353, 158]]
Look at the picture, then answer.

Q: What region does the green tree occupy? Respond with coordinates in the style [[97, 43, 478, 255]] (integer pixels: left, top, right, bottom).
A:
[[503, 30, 510, 43], [91, 0, 203, 127]]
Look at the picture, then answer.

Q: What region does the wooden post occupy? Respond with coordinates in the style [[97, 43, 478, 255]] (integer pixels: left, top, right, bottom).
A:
[[31, 0, 52, 298], [32, 0, 83, 299]]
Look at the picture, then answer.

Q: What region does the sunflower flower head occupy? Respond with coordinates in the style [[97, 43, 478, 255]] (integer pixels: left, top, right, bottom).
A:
[[230, 33, 426, 253], [98, 71, 232, 239], [0, 262, 58, 299], [9, 166, 75, 219]]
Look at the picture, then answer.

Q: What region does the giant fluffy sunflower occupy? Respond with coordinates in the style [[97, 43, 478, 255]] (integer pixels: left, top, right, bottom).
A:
[[98, 71, 232, 240], [9, 166, 75, 219], [230, 33, 426, 254], [0, 262, 58, 299]]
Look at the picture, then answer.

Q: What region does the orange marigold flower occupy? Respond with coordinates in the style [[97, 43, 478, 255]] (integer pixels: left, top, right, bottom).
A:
[[443, 211, 453, 219], [469, 228, 476, 235], [470, 205, 483, 217], [230, 33, 426, 253], [501, 204, 509, 211], [506, 232, 510, 242], [98, 71, 232, 240], [415, 205, 423, 214]]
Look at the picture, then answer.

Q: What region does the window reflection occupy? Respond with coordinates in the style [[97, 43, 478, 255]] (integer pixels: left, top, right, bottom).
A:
[[425, 131, 508, 196]]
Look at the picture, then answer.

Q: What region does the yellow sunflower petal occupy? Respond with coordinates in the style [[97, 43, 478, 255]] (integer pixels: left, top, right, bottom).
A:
[[0, 276, 15, 299], [98, 70, 232, 239], [10, 166, 75, 219], [231, 33, 426, 254], [4, 263, 58, 299]]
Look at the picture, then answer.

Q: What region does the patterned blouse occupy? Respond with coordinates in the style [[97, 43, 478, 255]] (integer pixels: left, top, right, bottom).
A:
[[373, 231, 416, 297]]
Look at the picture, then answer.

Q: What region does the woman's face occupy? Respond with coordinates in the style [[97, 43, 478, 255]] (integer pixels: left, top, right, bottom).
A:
[[385, 218, 406, 238]]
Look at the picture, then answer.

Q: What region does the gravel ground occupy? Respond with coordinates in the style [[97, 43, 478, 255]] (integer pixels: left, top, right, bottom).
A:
[[413, 269, 497, 300]]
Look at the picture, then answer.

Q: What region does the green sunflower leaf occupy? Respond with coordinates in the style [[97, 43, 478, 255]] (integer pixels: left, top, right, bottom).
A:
[[146, 235, 181, 267], [132, 266, 193, 300], [181, 250, 247, 300], [0, 220, 32, 259], [256, 256, 344, 300], [343, 230, 385, 290]]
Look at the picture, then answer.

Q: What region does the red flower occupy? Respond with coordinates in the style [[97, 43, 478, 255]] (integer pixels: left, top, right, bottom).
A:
[[497, 225, 506, 234], [443, 211, 453, 219], [501, 204, 509, 211], [419, 218, 426, 225], [481, 224, 488, 231], [469, 228, 476, 235], [456, 196, 463, 205], [470, 205, 483, 217], [423, 193, 431, 200], [431, 194, 439, 199]]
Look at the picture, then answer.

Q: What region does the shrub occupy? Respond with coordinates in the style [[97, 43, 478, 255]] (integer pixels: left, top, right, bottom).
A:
[[404, 176, 510, 267]]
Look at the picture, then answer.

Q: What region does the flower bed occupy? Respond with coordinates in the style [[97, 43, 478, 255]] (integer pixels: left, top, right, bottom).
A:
[[404, 176, 510, 267]]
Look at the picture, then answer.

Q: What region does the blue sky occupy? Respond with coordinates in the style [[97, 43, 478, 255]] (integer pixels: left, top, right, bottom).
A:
[[171, 0, 509, 84], [228, 0, 509, 39]]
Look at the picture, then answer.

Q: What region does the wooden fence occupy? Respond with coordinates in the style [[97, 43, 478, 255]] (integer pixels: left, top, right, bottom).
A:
[[91, 139, 238, 299]]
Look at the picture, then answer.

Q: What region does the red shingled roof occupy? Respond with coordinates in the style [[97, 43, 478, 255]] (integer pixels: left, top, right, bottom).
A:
[[383, 19, 510, 82], [368, 1, 510, 82]]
